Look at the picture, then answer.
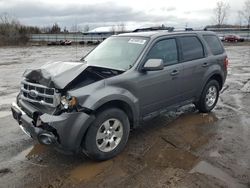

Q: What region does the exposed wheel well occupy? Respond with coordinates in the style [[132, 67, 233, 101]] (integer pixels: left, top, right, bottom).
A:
[[209, 74, 223, 90], [94, 100, 134, 128]]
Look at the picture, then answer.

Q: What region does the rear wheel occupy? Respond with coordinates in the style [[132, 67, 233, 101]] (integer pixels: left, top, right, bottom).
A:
[[83, 108, 130, 161], [195, 80, 220, 113]]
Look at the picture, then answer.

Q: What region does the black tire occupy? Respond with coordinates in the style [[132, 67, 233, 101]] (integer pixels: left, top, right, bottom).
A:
[[83, 108, 130, 161], [195, 80, 220, 113]]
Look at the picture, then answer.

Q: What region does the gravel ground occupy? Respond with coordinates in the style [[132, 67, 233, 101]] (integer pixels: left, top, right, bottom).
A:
[[0, 45, 249, 188]]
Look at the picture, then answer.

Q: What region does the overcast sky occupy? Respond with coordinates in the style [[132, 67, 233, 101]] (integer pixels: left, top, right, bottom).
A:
[[0, 0, 247, 30]]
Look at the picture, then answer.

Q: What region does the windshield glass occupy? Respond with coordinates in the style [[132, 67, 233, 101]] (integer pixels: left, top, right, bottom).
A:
[[84, 36, 148, 70]]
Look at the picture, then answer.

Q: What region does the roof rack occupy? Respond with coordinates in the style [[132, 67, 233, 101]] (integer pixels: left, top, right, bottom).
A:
[[133, 27, 206, 33], [132, 26, 174, 32]]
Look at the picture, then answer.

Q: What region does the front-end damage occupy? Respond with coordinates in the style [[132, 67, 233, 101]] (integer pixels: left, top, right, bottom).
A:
[[11, 61, 124, 153], [12, 100, 95, 153]]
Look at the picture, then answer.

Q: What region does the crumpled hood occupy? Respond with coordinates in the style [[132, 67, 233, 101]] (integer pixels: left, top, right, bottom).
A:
[[23, 61, 88, 89]]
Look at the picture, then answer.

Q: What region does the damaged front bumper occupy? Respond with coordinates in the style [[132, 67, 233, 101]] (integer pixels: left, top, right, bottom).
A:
[[11, 101, 95, 154]]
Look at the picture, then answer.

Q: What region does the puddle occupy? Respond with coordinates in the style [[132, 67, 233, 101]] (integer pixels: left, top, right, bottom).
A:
[[241, 81, 250, 93], [209, 150, 222, 158], [26, 144, 47, 158], [0, 168, 12, 176], [11, 144, 47, 162], [144, 140, 199, 170], [70, 160, 113, 182], [175, 113, 218, 126], [190, 161, 246, 188], [159, 113, 218, 150], [11, 146, 34, 161]]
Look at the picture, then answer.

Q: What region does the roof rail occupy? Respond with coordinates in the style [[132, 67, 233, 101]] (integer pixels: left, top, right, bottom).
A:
[[133, 27, 206, 33], [132, 26, 174, 32], [170, 28, 194, 32]]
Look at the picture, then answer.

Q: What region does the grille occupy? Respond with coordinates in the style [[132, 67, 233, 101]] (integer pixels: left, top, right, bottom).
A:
[[21, 80, 60, 107]]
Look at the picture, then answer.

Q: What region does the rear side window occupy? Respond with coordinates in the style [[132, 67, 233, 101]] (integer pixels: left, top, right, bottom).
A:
[[203, 35, 224, 55], [180, 36, 204, 61], [146, 38, 178, 66]]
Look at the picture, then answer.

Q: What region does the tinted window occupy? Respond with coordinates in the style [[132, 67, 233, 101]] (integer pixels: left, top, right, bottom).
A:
[[180, 36, 204, 61], [203, 35, 224, 55], [147, 39, 178, 66]]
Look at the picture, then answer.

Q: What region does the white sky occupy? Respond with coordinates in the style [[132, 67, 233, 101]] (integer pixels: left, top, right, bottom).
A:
[[0, 0, 247, 29]]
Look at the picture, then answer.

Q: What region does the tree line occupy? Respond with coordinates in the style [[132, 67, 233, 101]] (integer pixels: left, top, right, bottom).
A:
[[0, 13, 88, 46], [0, 13, 41, 45], [213, 0, 250, 28]]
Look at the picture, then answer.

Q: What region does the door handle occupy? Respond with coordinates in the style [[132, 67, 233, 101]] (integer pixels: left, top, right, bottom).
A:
[[171, 70, 179, 76], [202, 62, 209, 67]]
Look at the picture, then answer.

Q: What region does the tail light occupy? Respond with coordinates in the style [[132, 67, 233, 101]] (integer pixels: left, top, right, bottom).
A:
[[224, 57, 229, 70]]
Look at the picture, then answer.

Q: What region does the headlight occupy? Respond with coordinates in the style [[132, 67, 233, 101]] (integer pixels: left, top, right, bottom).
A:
[[61, 95, 77, 109]]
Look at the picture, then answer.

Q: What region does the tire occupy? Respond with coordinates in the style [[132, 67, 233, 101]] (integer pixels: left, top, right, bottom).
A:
[[83, 108, 130, 161], [195, 80, 220, 113]]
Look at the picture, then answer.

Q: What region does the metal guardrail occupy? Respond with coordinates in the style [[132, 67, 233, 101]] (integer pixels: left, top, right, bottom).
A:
[[29, 33, 111, 42], [29, 29, 250, 42]]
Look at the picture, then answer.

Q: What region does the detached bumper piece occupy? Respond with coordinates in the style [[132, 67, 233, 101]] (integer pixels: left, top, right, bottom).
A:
[[11, 102, 57, 145], [11, 101, 94, 153]]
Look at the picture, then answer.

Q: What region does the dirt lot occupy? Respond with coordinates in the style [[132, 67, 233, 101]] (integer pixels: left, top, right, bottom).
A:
[[0, 45, 249, 188]]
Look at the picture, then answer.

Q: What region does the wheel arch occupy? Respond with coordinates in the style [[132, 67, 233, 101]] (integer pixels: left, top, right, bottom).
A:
[[93, 100, 136, 129], [196, 72, 224, 102], [208, 73, 223, 90]]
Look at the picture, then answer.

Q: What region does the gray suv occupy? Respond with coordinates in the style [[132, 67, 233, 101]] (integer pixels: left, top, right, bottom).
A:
[[11, 31, 228, 160]]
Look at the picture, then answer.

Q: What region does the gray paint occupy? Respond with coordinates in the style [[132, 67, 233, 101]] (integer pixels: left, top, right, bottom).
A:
[[12, 30, 227, 153]]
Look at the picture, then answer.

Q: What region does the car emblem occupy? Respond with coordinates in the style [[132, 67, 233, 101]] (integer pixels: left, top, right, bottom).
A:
[[29, 90, 38, 98]]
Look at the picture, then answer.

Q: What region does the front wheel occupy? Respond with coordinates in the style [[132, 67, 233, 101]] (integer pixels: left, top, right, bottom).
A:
[[195, 80, 220, 113], [83, 108, 130, 161]]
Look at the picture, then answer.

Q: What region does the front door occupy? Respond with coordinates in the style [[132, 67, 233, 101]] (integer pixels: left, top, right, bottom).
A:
[[136, 38, 183, 117]]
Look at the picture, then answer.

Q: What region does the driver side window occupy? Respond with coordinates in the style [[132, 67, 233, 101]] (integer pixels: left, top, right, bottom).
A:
[[146, 38, 178, 66]]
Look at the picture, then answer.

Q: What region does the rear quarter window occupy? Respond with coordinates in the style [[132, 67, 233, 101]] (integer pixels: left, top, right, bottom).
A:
[[203, 35, 224, 55], [179, 36, 204, 62]]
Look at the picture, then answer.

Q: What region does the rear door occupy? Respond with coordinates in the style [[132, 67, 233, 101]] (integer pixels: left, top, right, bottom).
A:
[[136, 37, 183, 116], [177, 35, 207, 101]]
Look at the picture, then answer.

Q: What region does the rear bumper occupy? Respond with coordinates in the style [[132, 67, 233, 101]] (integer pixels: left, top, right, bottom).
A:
[[11, 101, 95, 153]]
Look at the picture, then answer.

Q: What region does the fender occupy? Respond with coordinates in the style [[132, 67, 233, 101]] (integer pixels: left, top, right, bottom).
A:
[[197, 64, 225, 98], [69, 84, 140, 127], [82, 87, 140, 126]]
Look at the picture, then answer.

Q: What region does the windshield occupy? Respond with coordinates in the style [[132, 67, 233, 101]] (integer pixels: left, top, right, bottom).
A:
[[84, 36, 148, 70]]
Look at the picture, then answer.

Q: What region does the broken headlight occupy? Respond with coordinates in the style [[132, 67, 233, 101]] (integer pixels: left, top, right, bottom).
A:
[[61, 95, 77, 109]]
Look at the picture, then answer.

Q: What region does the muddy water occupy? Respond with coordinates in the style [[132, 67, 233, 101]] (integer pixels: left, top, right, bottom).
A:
[[0, 45, 250, 187]]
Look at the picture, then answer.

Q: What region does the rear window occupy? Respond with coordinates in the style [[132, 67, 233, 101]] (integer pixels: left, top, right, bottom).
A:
[[203, 35, 224, 55], [179, 36, 204, 61]]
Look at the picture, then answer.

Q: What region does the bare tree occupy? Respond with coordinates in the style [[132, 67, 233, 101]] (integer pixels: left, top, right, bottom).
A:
[[0, 13, 40, 45], [110, 25, 116, 34], [83, 25, 90, 32], [238, 11, 244, 27], [213, 1, 230, 27], [70, 24, 78, 32], [117, 23, 126, 32], [51, 23, 61, 33], [63, 27, 69, 33], [239, 0, 250, 28]]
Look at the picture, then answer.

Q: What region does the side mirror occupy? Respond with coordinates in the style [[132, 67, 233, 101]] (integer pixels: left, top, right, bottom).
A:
[[142, 59, 164, 71]]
